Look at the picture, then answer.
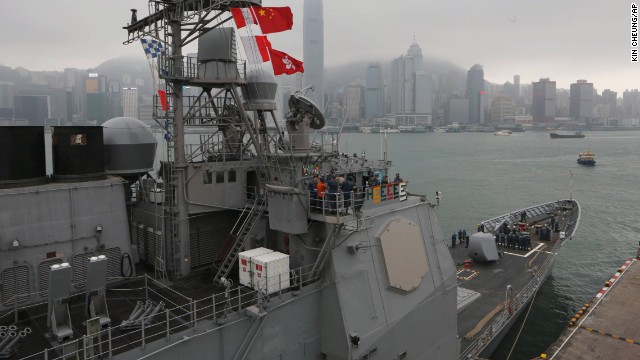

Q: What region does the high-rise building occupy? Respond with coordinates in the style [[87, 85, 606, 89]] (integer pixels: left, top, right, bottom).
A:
[[303, 0, 324, 110], [466, 64, 485, 124], [532, 78, 556, 125], [622, 89, 640, 119], [406, 39, 424, 72], [0, 81, 14, 118], [601, 89, 617, 117], [365, 63, 384, 119], [389, 41, 425, 115], [513, 75, 520, 105], [13, 95, 50, 125], [569, 80, 594, 120], [489, 95, 515, 124], [390, 55, 417, 114], [122, 87, 140, 119], [414, 72, 434, 114], [344, 84, 364, 121], [447, 96, 469, 124], [85, 74, 110, 124]]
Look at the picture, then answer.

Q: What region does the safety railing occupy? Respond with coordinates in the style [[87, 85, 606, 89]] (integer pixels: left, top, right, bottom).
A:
[[307, 181, 409, 217], [16, 264, 321, 360]]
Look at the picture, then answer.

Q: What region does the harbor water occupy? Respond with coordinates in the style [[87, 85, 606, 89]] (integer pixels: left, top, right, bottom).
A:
[[336, 130, 640, 359]]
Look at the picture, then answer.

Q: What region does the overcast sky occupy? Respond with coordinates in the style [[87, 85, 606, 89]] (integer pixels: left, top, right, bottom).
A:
[[0, 0, 637, 94]]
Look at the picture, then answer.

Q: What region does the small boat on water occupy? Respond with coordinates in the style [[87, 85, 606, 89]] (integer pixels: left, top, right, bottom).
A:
[[550, 131, 585, 139], [577, 150, 596, 165], [494, 129, 512, 136]]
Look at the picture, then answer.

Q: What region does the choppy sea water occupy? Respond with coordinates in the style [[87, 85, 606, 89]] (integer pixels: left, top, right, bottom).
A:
[[338, 130, 640, 359]]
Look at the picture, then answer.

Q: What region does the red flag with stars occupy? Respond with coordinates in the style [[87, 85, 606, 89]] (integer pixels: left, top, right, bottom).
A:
[[254, 7, 293, 34]]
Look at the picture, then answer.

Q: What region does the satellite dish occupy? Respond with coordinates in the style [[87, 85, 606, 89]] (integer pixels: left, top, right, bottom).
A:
[[287, 94, 325, 130]]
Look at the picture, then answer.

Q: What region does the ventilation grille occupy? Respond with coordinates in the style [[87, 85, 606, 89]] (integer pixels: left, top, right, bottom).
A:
[[72, 252, 94, 289], [38, 259, 63, 297], [104, 247, 122, 281], [2, 266, 30, 305]]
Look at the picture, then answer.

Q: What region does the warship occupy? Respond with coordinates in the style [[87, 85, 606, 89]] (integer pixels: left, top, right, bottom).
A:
[[0, 1, 581, 359]]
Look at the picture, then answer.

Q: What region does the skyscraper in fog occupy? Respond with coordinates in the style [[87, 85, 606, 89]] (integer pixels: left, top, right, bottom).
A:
[[303, 0, 324, 111], [390, 41, 426, 115], [532, 78, 556, 125], [406, 40, 424, 72], [513, 75, 520, 104], [569, 80, 594, 120], [122, 87, 140, 119], [466, 64, 485, 124], [414, 72, 434, 114], [365, 63, 384, 119]]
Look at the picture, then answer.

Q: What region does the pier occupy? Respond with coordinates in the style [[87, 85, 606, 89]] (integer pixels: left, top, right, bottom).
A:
[[543, 257, 640, 359]]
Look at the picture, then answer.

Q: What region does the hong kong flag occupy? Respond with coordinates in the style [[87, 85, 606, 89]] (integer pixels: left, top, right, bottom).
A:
[[268, 48, 304, 75], [255, 7, 293, 34]]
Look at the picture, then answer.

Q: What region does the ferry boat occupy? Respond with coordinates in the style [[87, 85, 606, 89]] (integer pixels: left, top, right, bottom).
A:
[[494, 129, 512, 136], [577, 150, 596, 165]]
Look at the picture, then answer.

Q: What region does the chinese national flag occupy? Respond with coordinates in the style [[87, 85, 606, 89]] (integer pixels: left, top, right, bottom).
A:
[[230, 8, 258, 29], [268, 48, 304, 75], [254, 7, 293, 34]]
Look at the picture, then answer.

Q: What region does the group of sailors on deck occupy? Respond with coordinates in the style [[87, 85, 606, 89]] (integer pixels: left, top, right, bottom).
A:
[[494, 229, 533, 251], [307, 172, 404, 215]]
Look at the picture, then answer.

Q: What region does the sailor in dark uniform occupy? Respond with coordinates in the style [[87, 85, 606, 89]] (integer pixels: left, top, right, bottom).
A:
[[340, 176, 354, 213], [451, 233, 457, 248]]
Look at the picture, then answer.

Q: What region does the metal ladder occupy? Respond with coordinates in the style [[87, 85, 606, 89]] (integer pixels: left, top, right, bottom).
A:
[[213, 198, 265, 285]]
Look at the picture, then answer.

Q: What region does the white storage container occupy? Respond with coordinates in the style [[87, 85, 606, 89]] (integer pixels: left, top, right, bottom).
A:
[[238, 247, 274, 288], [252, 252, 290, 295]]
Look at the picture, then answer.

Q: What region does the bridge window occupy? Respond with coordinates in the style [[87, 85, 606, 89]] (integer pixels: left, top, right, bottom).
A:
[[216, 171, 225, 183], [228, 170, 236, 183]]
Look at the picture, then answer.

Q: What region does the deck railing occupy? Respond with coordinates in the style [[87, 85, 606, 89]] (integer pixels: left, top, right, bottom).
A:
[[16, 263, 320, 360]]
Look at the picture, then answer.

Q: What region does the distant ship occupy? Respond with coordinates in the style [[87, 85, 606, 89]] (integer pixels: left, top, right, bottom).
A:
[[494, 129, 512, 136], [550, 131, 586, 139]]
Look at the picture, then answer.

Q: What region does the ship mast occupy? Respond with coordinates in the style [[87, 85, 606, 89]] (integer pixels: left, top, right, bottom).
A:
[[123, 0, 265, 277]]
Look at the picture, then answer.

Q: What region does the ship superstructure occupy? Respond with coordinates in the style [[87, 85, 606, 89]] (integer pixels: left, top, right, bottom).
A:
[[0, 1, 581, 359]]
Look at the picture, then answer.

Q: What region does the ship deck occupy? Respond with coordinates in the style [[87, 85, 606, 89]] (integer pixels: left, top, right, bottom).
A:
[[1, 266, 272, 360], [451, 200, 580, 358], [544, 258, 640, 360]]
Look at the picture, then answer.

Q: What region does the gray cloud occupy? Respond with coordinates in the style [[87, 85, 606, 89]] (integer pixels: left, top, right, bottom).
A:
[[0, 0, 636, 94]]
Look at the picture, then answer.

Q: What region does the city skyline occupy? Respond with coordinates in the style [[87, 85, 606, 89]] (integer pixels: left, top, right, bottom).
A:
[[0, 1, 636, 95]]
